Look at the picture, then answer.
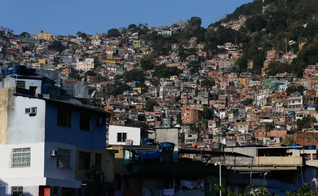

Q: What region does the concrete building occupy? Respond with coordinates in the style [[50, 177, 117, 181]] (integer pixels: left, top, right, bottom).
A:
[[0, 88, 114, 196], [108, 125, 141, 146]]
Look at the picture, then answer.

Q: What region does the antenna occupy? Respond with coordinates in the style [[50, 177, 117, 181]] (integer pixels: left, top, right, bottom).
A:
[[41, 24, 44, 33]]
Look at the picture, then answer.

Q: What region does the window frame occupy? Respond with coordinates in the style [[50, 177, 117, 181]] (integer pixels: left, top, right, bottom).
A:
[[117, 132, 127, 142], [57, 148, 71, 169], [57, 108, 72, 128], [11, 186, 23, 196], [11, 148, 31, 168]]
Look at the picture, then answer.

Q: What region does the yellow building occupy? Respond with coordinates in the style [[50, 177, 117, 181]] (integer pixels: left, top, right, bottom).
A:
[[75, 146, 118, 184], [38, 59, 46, 65], [240, 78, 246, 85], [38, 29, 52, 41], [133, 87, 142, 94], [105, 60, 116, 66]]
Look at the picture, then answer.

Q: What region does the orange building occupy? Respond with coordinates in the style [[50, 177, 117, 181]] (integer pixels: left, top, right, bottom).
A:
[[181, 106, 200, 124]]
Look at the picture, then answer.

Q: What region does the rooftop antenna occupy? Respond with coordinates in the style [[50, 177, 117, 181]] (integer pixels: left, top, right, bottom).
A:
[[40, 24, 44, 33]]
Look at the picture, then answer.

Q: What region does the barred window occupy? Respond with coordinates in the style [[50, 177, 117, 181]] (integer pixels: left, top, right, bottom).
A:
[[11, 186, 23, 196], [11, 148, 31, 168], [57, 148, 71, 169]]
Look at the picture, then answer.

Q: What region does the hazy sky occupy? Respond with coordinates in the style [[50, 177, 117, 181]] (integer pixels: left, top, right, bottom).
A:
[[0, 0, 253, 36]]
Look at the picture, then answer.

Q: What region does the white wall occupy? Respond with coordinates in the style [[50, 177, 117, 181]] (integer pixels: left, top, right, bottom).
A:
[[7, 96, 46, 144], [0, 142, 45, 186], [108, 125, 141, 146], [0, 142, 81, 189]]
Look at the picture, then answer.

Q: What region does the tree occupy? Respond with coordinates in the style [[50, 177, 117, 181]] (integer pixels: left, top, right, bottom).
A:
[[20, 31, 30, 38], [104, 82, 131, 98], [140, 55, 155, 70], [76, 31, 87, 38], [107, 28, 120, 38], [201, 79, 215, 88], [48, 41, 65, 52], [285, 85, 305, 96], [242, 99, 253, 105], [177, 112, 182, 124], [153, 64, 182, 78], [245, 15, 267, 32], [151, 79, 160, 87], [124, 69, 145, 82], [128, 24, 139, 33], [203, 108, 214, 120], [188, 60, 200, 73], [130, 122, 149, 130], [297, 115, 317, 132], [145, 100, 158, 112]]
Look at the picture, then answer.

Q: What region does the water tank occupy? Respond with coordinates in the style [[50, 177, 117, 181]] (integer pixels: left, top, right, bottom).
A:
[[162, 117, 172, 125], [141, 138, 154, 146], [303, 145, 316, 150], [8, 65, 25, 75], [212, 143, 221, 150], [1, 68, 8, 77], [290, 143, 299, 149], [160, 142, 175, 163]]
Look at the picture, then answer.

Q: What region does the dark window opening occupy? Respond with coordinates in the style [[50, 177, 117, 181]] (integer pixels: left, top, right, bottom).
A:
[[11, 186, 23, 196], [80, 113, 91, 131], [117, 133, 127, 142], [79, 151, 91, 170], [57, 108, 72, 128], [95, 153, 102, 171]]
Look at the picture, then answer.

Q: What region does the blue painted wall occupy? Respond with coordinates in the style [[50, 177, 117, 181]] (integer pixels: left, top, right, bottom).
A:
[[45, 102, 107, 150]]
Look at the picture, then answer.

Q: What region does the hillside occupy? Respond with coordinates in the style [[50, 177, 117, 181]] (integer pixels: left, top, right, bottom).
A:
[[143, 0, 318, 76]]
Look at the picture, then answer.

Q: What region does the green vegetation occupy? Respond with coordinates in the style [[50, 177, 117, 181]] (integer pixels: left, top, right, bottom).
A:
[[123, 69, 145, 82], [201, 79, 215, 88], [145, 100, 158, 112], [20, 31, 30, 38], [104, 82, 131, 98], [48, 41, 65, 53], [130, 122, 149, 130], [107, 28, 120, 38], [285, 85, 305, 96], [203, 107, 214, 120], [153, 64, 182, 78], [296, 115, 317, 132]]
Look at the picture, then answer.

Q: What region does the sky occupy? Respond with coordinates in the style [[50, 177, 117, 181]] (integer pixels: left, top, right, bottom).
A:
[[0, 0, 253, 36]]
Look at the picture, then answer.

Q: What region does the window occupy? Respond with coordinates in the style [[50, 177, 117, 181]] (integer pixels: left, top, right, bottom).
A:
[[11, 186, 23, 196], [57, 148, 71, 169], [117, 133, 127, 142], [79, 151, 91, 170], [80, 113, 91, 131], [95, 153, 102, 171], [11, 148, 31, 168], [57, 108, 72, 128]]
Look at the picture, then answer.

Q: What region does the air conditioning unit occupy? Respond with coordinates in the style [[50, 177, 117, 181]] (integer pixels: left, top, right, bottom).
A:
[[25, 107, 37, 115], [50, 150, 56, 157], [25, 108, 31, 114], [30, 107, 37, 115]]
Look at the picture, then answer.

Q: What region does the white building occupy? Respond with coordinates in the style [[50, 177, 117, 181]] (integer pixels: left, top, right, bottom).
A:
[[0, 88, 111, 196], [75, 58, 94, 71], [108, 125, 141, 146]]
